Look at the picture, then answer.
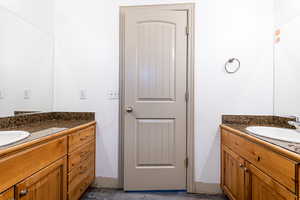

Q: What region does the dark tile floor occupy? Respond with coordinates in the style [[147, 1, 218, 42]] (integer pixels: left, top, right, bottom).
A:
[[81, 188, 228, 200]]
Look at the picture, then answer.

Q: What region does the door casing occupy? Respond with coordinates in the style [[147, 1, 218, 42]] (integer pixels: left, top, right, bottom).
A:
[[119, 3, 195, 192]]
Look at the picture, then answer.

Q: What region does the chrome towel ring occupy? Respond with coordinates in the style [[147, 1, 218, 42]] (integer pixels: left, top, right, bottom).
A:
[[225, 58, 240, 74]]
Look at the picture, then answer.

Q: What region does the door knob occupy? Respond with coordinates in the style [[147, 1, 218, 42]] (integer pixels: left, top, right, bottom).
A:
[[126, 106, 133, 113]]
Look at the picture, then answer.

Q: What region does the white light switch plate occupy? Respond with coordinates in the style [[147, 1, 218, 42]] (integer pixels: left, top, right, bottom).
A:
[[24, 89, 31, 100], [80, 89, 88, 100]]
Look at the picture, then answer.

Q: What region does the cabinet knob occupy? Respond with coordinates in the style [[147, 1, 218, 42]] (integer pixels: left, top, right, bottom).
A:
[[19, 189, 28, 197], [239, 163, 244, 168], [80, 137, 85, 141], [256, 156, 261, 162], [244, 167, 249, 173]]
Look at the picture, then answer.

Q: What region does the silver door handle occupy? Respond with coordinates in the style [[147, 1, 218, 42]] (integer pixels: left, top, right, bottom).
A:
[[126, 106, 133, 113]]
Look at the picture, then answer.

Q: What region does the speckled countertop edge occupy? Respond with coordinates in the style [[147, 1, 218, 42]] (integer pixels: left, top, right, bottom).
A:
[[0, 120, 94, 151], [0, 112, 95, 129], [222, 124, 300, 154], [0, 112, 96, 154], [221, 115, 300, 156]]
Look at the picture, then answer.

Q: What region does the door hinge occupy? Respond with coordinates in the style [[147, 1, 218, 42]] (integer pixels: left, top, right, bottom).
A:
[[186, 26, 190, 36], [185, 157, 189, 168], [185, 92, 189, 102]]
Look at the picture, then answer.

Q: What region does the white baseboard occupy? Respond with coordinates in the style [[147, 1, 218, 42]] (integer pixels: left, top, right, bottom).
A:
[[192, 182, 222, 194], [92, 177, 121, 189]]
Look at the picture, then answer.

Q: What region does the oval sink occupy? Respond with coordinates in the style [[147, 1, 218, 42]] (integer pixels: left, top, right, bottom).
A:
[[246, 126, 300, 143], [0, 131, 30, 147]]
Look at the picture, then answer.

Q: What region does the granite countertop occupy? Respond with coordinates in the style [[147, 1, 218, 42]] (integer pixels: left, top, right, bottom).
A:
[[222, 123, 300, 154], [0, 112, 96, 154]]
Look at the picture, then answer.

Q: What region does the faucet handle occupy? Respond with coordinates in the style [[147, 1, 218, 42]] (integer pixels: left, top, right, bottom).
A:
[[289, 121, 297, 127], [289, 115, 300, 122]]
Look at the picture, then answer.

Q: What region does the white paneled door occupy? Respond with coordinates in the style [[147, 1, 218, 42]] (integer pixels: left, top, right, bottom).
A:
[[123, 9, 188, 191]]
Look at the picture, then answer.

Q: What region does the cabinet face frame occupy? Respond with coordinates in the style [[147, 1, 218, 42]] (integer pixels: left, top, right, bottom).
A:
[[15, 156, 67, 200]]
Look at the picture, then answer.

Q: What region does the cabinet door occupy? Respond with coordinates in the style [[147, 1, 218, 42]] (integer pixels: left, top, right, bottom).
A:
[[0, 188, 14, 200], [245, 162, 297, 200], [221, 145, 245, 200], [15, 157, 67, 200]]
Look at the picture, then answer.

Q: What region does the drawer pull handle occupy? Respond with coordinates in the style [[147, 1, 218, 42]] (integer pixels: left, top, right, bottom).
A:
[[239, 164, 244, 168], [80, 167, 88, 174], [19, 189, 28, 197], [80, 136, 88, 141], [256, 156, 261, 162], [80, 170, 87, 175]]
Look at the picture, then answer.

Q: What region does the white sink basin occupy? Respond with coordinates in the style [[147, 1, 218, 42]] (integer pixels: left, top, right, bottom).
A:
[[246, 126, 300, 143], [0, 131, 30, 147]]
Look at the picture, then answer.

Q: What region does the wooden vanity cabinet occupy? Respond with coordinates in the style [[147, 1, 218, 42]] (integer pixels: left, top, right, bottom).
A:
[[221, 127, 298, 200], [15, 157, 67, 200], [0, 122, 96, 200], [0, 188, 14, 200]]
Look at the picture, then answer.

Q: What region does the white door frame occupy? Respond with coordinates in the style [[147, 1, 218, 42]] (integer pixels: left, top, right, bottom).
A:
[[119, 3, 195, 192]]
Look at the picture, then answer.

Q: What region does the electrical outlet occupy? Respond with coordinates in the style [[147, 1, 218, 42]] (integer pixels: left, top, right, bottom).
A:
[[108, 90, 119, 100], [24, 89, 31, 100], [80, 89, 88, 100]]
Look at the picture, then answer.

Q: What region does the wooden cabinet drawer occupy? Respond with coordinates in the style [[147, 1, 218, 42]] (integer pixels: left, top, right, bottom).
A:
[[0, 136, 67, 193], [68, 153, 95, 190], [68, 140, 95, 172], [222, 129, 297, 193], [0, 187, 14, 200], [68, 126, 95, 153], [68, 169, 94, 200]]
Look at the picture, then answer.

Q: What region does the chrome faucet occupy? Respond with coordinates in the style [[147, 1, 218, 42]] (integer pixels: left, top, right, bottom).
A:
[[288, 115, 300, 131]]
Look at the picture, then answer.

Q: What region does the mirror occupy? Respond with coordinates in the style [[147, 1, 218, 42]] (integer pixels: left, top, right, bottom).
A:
[[0, 5, 53, 117], [274, 0, 300, 116]]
